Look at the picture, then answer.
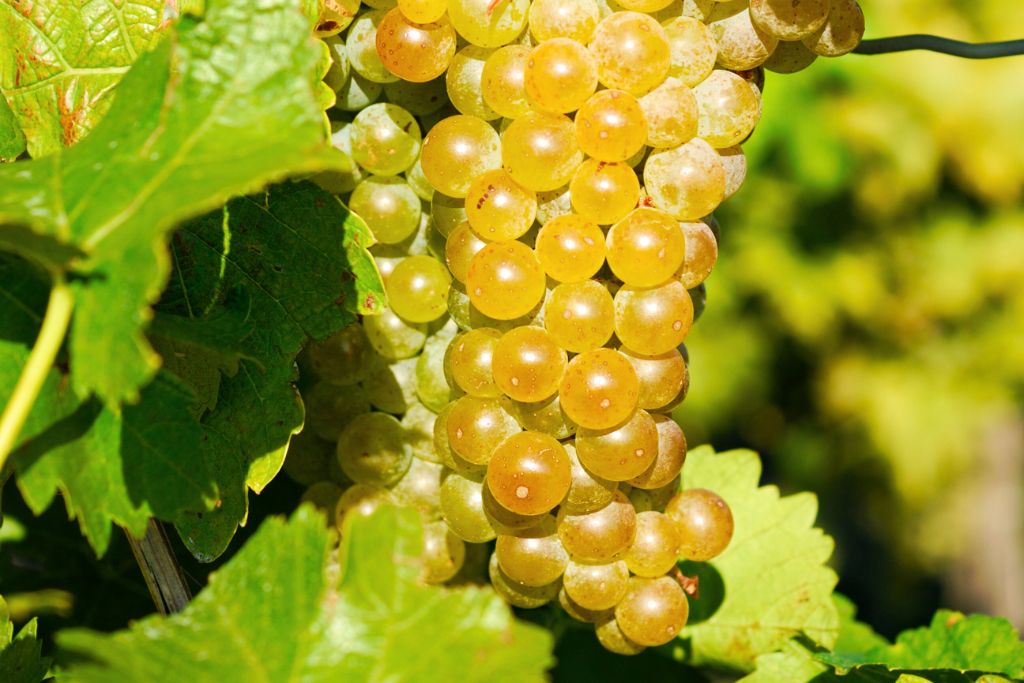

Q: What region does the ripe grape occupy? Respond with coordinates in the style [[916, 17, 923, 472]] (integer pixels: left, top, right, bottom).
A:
[[615, 576, 689, 646], [625, 510, 681, 577], [466, 241, 546, 320], [386, 255, 452, 323], [487, 431, 572, 516], [693, 70, 761, 149], [502, 111, 584, 192], [559, 348, 640, 430], [482, 481, 549, 532], [336, 412, 412, 486], [576, 409, 659, 481], [677, 220, 718, 288], [446, 45, 501, 120], [495, 515, 570, 586], [556, 490, 637, 562], [569, 160, 640, 226], [588, 12, 671, 96], [363, 306, 427, 359], [524, 38, 598, 114], [421, 520, 467, 583], [643, 139, 726, 221], [543, 280, 615, 353], [662, 16, 717, 87], [749, 0, 829, 41], [666, 488, 734, 561], [439, 471, 498, 542], [350, 103, 422, 175], [528, 0, 600, 43], [347, 10, 401, 83], [534, 214, 607, 283], [620, 348, 688, 413], [605, 208, 687, 287], [803, 0, 865, 57], [707, 3, 778, 70], [480, 45, 533, 119], [563, 560, 630, 610], [488, 553, 560, 608], [464, 169, 537, 241], [560, 588, 613, 623], [448, 327, 501, 397], [376, 8, 457, 82], [435, 405, 487, 477], [574, 89, 648, 162], [398, 0, 447, 23], [349, 176, 421, 244], [562, 441, 618, 514], [613, 281, 693, 357], [595, 616, 646, 655], [446, 395, 521, 464], [448, 0, 530, 47], [420, 115, 502, 198], [444, 220, 488, 283], [509, 393, 577, 440], [492, 326, 568, 403]]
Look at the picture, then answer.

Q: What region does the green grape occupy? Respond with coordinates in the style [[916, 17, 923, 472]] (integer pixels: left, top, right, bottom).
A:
[[625, 511, 681, 577], [337, 412, 412, 485], [569, 160, 639, 226], [363, 307, 428, 359], [322, 35, 352, 93], [363, 356, 418, 414], [371, 210, 433, 258], [446, 395, 521, 464], [524, 38, 598, 114], [465, 169, 537, 241], [563, 441, 618, 514], [501, 111, 583, 192], [448, 0, 530, 47], [376, 8, 457, 82], [488, 553, 560, 608], [559, 348, 640, 430], [444, 221, 488, 283], [615, 576, 689, 646], [643, 139, 726, 221], [574, 89, 648, 162], [417, 325, 461, 413], [639, 77, 698, 149], [440, 470, 498, 542], [350, 103, 422, 175], [495, 515, 569, 586], [559, 588, 612, 624], [431, 192, 468, 237], [313, 122, 368, 195], [535, 185, 572, 225], [749, 0, 829, 40], [346, 10, 400, 83], [319, 0, 361, 34], [301, 481, 345, 520], [446, 45, 500, 120], [588, 12, 671, 95], [614, 280, 693, 356], [401, 400, 442, 462], [509, 393, 577, 440], [389, 456, 443, 519], [420, 115, 502, 198], [384, 77, 448, 116], [563, 560, 630, 611], [606, 208, 686, 287], [534, 213, 607, 283], [765, 39, 818, 73], [283, 428, 333, 486], [349, 176, 421, 244], [544, 280, 615, 353], [677, 220, 718, 288], [466, 241, 546, 320], [575, 409, 659, 482], [666, 488, 734, 561], [435, 404, 488, 477], [386, 255, 451, 323], [421, 520, 466, 584], [662, 16, 717, 87], [595, 616, 645, 655], [708, 2, 778, 70], [556, 490, 637, 562], [620, 347, 688, 412], [487, 431, 572, 516], [335, 72, 384, 111], [529, 0, 599, 42], [693, 69, 761, 149], [304, 322, 378, 385], [802, 0, 864, 57], [448, 327, 502, 398], [334, 484, 394, 532], [480, 45, 533, 119], [304, 381, 372, 441], [492, 326, 567, 403]]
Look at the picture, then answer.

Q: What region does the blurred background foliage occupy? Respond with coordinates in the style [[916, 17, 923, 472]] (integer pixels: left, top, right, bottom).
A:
[[677, 0, 1024, 636]]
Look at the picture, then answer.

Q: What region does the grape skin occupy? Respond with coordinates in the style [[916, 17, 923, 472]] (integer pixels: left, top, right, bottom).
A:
[[666, 487, 735, 561]]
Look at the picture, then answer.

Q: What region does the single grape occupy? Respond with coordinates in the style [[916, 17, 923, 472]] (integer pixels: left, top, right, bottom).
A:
[[569, 160, 640, 226], [346, 10, 401, 83], [431, 192, 468, 237], [544, 280, 615, 353], [562, 441, 618, 514], [421, 520, 467, 584], [446, 395, 521, 465], [448, 327, 502, 398], [534, 214, 607, 283], [334, 72, 384, 111], [420, 115, 502, 198], [666, 488, 734, 561], [588, 12, 671, 96], [614, 280, 694, 356], [303, 322, 377, 386], [464, 169, 537, 241], [439, 470, 498, 542], [749, 0, 829, 41], [448, 281, 545, 332], [448, 0, 530, 47], [620, 348, 688, 413], [605, 207, 687, 287], [398, 0, 447, 24], [556, 490, 637, 562], [304, 381, 372, 441], [625, 511, 681, 577], [301, 481, 345, 520], [643, 139, 726, 221], [487, 431, 572, 516], [524, 38, 598, 114], [802, 0, 865, 57], [574, 89, 648, 162], [693, 69, 761, 149], [322, 35, 352, 94], [480, 45, 533, 119], [376, 8, 457, 82], [495, 515, 569, 586], [488, 553, 561, 608], [492, 325, 568, 403], [595, 615, 646, 655], [386, 255, 451, 323], [528, 0, 600, 42], [677, 220, 718, 288], [444, 220, 488, 284], [575, 409, 659, 482], [389, 456, 444, 519], [638, 77, 698, 149], [337, 412, 412, 486], [466, 241, 546, 320], [363, 356, 419, 414], [615, 576, 689, 646], [435, 404, 488, 478], [509, 393, 577, 440], [363, 307, 427, 360], [501, 111, 583, 192], [563, 560, 630, 611], [350, 103, 422, 175], [446, 45, 501, 120], [334, 484, 394, 532], [707, 3, 778, 70], [404, 158, 435, 201], [349, 176, 422, 244], [662, 16, 717, 87], [559, 348, 639, 430]]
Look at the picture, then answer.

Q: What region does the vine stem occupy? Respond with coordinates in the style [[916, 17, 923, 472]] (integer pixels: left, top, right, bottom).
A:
[[126, 520, 192, 615], [0, 278, 74, 469]]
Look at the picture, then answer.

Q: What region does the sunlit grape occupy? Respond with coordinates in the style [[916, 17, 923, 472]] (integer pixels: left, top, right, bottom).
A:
[[556, 490, 637, 562], [421, 520, 466, 584], [638, 77, 698, 149], [620, 348, 688, 413], [349, 176, 421, 245], [643, 139, 726, 220], [420, 115, 502, 197], [802, 0, 865, 57], [544, 280, 615, 353], [488, 552, 560, 608], [492, 325, 567, 402], [719, 145, 747, 199], [677, 220, 718, 288], [615, 576, 689, 646], [534, 214, 606, 283], [464, 169, 537, 241], [693, 69, 761, 148], [350, 103, 422, 176], [319, 0, 361, 34], [448, 0, 530, 47], [595, 616, 646, 655], [574, 89, 647, 162], [606, 208, 686, 287], [528, 0, 600, 42], [569, 160, 640, 226], [399, 0, 447, 23], [444, 221, 488, 284], [347, 10, 401, 83], [480, 45, 534, 119], [560, 348, 639, 430], [576, 409, 659, 481], [666, 488, 734, 561], [487, 431, 572, 516], [446, 45, 501, 120], [562, 441, 618, 514], [386, 255, 452, 323], [363, 306, 427, 359], [749, 0, 829, 41], [614, 280, 693, 356], [563, 560, 630, 611], [376, 8, 457, 82], [560, 588, 613, 624], [466, 241, 546, 320], [662, 16, 717, 86], [588, 12, 671, 96], [446, 395, 521, 464], [707, 2, 778, 70], [502, 111, 583, 192], [524, 38, 598, 114], [448, 327, 501, 398]]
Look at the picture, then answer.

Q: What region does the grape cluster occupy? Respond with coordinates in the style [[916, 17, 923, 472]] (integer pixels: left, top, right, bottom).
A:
[[296, 0, 864, 655]]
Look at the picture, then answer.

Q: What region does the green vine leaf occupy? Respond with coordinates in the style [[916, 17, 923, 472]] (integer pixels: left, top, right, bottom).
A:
[[675, 446, 840, 672], [0, 94, 25, 161], [58, 506, 554, 683], [0, 0, 344, 407], [0, 597, 50, 683]]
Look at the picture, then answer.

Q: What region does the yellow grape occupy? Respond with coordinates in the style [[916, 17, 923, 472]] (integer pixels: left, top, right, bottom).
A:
[[614, 280, 693, 356], [638, 77, 698, 149], [643, 139, 726, 220], [483, 481, 549, 533], [466, 241, 547, 320], [619, 347, 689, 412], [569, 160, 640, 225], [574, 89, 648, 162], [803, 0, 865, 57], [398, 0, 447, 23], [431, 192, 468, 238], [446, 45, 501, 120], [615, 577, 689, 646], [605, 207, 686, 287], [386, 255, 451, 323], [543, 280, 615, 353], [492, 325, 568, 403], [534, 214, 607, 283], [677, 220, 718, 288], [616, 0, 672, 10], [524, 38, 598, 114], [625, 511, 681, 577], [480, 45, 533, 119], [487, 431, 572, 516], [420, 115, 501, 198], [559, 348, 639, 430], [693, 69, 761, 149], [444, 220, 488, 283], [435, 403, 487, 478], [502, 111, 583, 192], [488, 552, 560, 608], [528, 0, 600, 43], [662, 16, 717, 87], [666, 487, 734, 561], [556, 490, 637, 562], [563, 560, 630, 611], [495, 515, 569, 586], [346, 10, 400, 84], [464, 169, 537, 241], [749, 0, 829, 41], [448, 0, 530, 48], [575, 409, 659, 481], [446, 395, 521, 464], [720, 145, 747, 199], [629, 413, 686, 489], [588, 12, 671, 96], [708, 3, 778, 70], [765, 39, 819, 74], [560, 588, 613, 624], [376, 8, 457, 83], [448, 327, 502, 398]]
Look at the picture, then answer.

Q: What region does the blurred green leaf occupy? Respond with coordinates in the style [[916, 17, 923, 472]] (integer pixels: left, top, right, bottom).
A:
[[0, 596, 51, 683]]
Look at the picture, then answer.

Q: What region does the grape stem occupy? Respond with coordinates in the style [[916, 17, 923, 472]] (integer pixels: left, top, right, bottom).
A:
[[854, 35, 1024, 59], [0, 277, 74, 472], [672, 567, 700, 599]]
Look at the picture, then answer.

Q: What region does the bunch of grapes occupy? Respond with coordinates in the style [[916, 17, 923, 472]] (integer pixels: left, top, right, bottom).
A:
[[293, 0, 865, 655]]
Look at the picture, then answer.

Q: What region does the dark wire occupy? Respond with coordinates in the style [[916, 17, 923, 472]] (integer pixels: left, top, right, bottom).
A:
[[854, 34, 1024, 58]]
